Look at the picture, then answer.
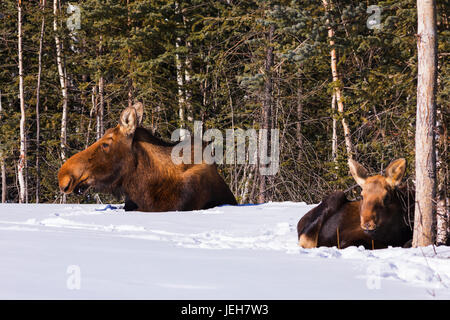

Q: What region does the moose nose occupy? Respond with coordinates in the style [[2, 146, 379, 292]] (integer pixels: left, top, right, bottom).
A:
[[362, 222, 377, 232], [59, 175, 73, 193]]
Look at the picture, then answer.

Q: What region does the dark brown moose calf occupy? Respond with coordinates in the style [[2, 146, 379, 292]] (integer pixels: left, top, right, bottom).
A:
[[297, 158, 414, 249], [58, 102, 237, 212]]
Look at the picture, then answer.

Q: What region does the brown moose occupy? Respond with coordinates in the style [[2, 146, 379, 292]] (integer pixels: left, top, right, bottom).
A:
[[58, 102, 237, 212], [297, 158, 414, 249]]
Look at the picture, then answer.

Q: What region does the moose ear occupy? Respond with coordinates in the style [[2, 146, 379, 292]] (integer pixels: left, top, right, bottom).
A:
[[131, 102, 144, 126], [119, 106, 138, 136], [348, 159, 369, 187], [385, 158, 406, 187]]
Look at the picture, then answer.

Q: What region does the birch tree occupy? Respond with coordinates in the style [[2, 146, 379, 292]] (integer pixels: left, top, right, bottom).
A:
[[436, 104, 448, 245], [182, 7, 193, 123], [331, 92, 337, 163], [413, 0, 437, 247], [322, 0, 354, 160], [258, 24, 275, 203], [296, 82, 304, 162], [35, 0, 46, 203], [96, 75, 104, 140], [0, 90, 5, 203], [1, 157, 5, 203], [174, 1, 191, 139], [17, 0, 27, 203], [127, 0, 133, 107], [53, 0, 68, 162]]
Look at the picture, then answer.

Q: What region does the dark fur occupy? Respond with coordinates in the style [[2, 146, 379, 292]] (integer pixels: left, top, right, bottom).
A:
[[297, 191, 348, 244], [59, 126, 237, 212]]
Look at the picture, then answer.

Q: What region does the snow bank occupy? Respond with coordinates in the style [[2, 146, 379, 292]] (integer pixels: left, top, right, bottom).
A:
[[0, 203, 448, 299]]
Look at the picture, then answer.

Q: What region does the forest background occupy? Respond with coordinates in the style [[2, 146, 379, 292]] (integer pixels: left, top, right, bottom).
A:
[[0, 0, 448, 217]]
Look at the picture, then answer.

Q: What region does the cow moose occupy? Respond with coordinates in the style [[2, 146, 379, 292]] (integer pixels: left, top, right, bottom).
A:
[[58, 102, 237, 212], [297, 158, 414, 249]]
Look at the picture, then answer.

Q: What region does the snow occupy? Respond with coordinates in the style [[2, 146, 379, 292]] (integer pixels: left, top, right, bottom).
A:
[[0, 202, 449, 299]]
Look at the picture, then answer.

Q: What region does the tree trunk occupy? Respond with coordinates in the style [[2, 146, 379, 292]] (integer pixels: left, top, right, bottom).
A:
[[413, 0, 437, 247], [175, 36, 185, 134], [182, 10, 193, 123], [86, 85, 97, 149], [54, 0, 68, 162], [0, 90, 4, 203], [436, 103, 448, 245], [296, 82, 303, 162], [0, 158, 7, 203], [1, 158, 6, 203], [96, 35, 105, 140], [127, 0, 133, 107], [35, 0, 46, 203], [258, 24, 275, 203], [0, 89, 3, 203], [97, 75, 104, 140], [331, 92, 338, 163], [174, 1, 188, 139], [322, 0, 353, 160], [17, 0, 27, 204]]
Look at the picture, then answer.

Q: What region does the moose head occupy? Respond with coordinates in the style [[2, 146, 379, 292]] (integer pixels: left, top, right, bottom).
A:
[[348, 158, 407, 233], [58, 102, 144, 196]]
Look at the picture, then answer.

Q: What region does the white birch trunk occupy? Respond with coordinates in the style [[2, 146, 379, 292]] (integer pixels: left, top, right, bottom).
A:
[[241, 169, 252, 204], [87, 85, 97, 148], [17, 0, 27, 204], [296, 84, 303, 162], [1, 158, 5, 203], [331, 92, 338, 163], [175, 42, 186, 139], [184, 52, 193, 122], [127, 0, 133, 107], [175, 2, 186, 139], [35, 0, 46, 203], [413, 0, 437, 247], [436, 105, 448, 244], [182, 11, 193, 123], [96, 75, 104, 140], [54, 0, 68, 162], [258, 24, 274, 204], [322, 0, 354, 159], [0, 90, 4, 203]]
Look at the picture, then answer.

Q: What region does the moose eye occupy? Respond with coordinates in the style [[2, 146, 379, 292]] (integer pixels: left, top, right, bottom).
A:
[[101, 143, 110, 150]]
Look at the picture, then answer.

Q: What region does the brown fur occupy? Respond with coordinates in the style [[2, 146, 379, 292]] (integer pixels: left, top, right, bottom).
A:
[[297, 159, 414, 249], [58, 104, 237, 212]]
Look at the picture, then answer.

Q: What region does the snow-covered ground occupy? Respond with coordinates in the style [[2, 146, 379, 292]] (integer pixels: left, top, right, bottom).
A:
[[0, 202, 449, 299]]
